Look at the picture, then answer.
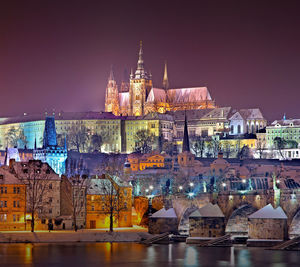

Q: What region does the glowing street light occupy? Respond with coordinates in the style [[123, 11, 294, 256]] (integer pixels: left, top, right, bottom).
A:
[[149, 185, 154, 190], [222, 182, 226, 187], [145, 189, 149, 193], [189, 182, 194, 187], [188, 192, 194, 198], [242, 179, 246, 183], [179, 186, 183, 190], [276, 179, 280, 184]]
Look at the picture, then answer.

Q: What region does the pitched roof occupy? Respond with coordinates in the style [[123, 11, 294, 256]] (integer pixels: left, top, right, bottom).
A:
[[146, 88, 166, 103], [189, 203, 224, 217], [0, 167, 23, 185], [167, 87, 212, 103], [239, 108, 265, 120], [249, 204, 287, 219], [151, 207, 177, 218]]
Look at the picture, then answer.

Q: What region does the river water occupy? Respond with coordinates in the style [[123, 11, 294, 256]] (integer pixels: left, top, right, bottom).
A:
[[0, 243, 299, 266]]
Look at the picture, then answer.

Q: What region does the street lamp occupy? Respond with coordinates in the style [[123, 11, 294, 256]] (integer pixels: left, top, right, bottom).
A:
[[242, 179, 246, 183], [222, 182, 226, 187], [145, 189, 149, 193], [189, 182, 194, 187], [179, 186, 183, 190], [149, 185, 154, 190], [188, 192, 194, 198]]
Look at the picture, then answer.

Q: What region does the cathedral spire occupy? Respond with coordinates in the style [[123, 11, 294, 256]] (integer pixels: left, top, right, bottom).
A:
[[163, 61, 169, 90], [137, 41, 144, 71], [108, 65, 115, 81], [182, 111, 190, 152]]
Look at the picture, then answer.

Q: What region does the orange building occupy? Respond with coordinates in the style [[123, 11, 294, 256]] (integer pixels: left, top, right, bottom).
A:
[[128, 152, 172, 171], [0, 167, 26, 231], [86, 176, 132, 229]]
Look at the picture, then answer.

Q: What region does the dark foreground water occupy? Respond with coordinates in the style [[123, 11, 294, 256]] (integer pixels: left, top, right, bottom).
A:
[[0, 243, 299, 267]]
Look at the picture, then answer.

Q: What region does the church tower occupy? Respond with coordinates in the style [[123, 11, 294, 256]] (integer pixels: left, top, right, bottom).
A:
[[129, 41, 153, 116], [105, 67, 120, 115]]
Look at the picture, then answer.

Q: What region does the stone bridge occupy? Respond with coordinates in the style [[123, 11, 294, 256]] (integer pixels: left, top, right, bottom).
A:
[[134, 189, 300, 238]]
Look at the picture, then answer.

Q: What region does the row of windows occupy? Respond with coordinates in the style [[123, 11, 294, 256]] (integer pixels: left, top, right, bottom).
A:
[[0, 214, 21, 222], [0, 200, 20, 208]]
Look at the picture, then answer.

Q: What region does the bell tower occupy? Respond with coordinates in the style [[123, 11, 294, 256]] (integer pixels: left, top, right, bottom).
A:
[[129, 41, 152, 116]]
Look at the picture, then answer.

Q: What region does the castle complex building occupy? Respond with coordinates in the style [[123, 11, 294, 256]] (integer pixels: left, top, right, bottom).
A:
[[105, 42, 216, 116]]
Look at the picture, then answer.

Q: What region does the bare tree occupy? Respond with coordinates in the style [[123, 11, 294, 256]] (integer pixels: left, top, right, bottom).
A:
[[222, 140, 232, 158], [88, 133, 104, 152], [96, 174, 129, 232], [191, 136, 205, 157], [256, 138, 266, 159], [67, 126, 89, 152], [12, 160, 56, 232], [162, 141, 176, 156], [134, 129, 154, 154], [61, 175, 88, 231], [5, 127, 28, 148], [274, 137, 286, 159], [211, 137, 221, 158]]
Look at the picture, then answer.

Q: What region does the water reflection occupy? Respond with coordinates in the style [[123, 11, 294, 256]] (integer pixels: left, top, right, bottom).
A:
[[24, 243, 33, 264], [0, 243, 299, 266], [184, 246, 198, 266]]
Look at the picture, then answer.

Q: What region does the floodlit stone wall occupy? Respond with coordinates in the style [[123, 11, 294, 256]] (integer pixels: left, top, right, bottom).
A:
[[189, 217, 225, 237], [248, 218, 288, 240], [148, 217, 178, 234]]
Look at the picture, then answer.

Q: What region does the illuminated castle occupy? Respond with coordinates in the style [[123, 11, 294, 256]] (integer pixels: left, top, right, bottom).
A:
[[33, 116, 67, 175], [105, 42, 216, 116]]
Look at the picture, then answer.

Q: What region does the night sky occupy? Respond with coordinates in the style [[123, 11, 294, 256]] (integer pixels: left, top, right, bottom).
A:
[[1, 0, 300, 121]]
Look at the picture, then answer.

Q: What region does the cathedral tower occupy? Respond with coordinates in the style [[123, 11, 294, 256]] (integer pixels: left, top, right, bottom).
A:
[[129, 41, 152, 116], [105, 67, 120, 115]]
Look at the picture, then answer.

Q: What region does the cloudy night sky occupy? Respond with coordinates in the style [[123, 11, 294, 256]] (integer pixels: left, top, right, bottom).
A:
[[0, 0, 300, 121]]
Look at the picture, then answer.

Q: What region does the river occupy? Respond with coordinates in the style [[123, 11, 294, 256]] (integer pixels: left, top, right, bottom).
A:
[[0, 243, 299, 266]]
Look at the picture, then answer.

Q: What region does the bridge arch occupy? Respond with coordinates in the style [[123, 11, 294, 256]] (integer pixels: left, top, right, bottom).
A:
[[225, 204, 257, 237], [289, 208, 300, 239], [178, 205, 199, 235]]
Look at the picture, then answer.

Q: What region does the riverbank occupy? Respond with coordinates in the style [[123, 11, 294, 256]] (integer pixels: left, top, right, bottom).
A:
[[0, 228, 153, 243]]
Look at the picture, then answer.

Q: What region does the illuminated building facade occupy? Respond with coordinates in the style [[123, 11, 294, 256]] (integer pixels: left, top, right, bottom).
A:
[[86, 176, 132, 229], [0, 167, 26, 230]]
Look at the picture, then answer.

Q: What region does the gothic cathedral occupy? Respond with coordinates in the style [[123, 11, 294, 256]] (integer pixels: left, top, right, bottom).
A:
[[105, 42, 215, 116]]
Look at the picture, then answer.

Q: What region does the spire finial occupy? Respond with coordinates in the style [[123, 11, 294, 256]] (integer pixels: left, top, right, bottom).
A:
[[108, 65, 114, 81], [163, 60, 169, 90]]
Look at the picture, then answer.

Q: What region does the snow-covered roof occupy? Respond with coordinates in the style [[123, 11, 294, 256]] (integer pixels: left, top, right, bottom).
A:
[[151, 207, 177, 218], [249, 204, 287, 219], [189, 203, 224, 218]]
